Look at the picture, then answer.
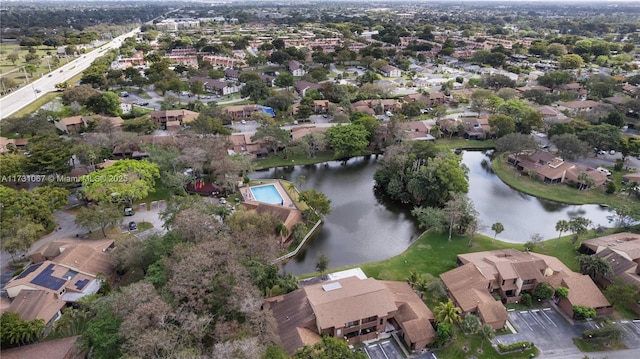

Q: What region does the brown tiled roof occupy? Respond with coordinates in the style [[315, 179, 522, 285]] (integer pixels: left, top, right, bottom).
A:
[[304, 276, 398, 330], [561, 274, 611, 309], [560, 100, 599, 109], [477, 299, 509, 325], [0, 335, 81, 359], [382, 281, 435, 345], [267, 288, 318, 355], [54, 243, 115, 276], [564, 166, 607, 187], [440, 263, 489, 312], [7, 289, 66, 323]]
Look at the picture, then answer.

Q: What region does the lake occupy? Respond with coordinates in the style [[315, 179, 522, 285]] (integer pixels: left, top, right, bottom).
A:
[[251, 151, 612, 275]]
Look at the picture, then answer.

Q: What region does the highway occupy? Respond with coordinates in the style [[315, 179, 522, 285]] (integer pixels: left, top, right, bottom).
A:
[[0, 28, 140, 120]]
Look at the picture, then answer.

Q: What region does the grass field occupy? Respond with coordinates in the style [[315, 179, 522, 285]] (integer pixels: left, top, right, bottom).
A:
[[0, 43, 75, 88]]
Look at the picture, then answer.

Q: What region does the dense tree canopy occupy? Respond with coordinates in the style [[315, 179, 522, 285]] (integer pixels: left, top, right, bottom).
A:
[[374, 141, 468, 206]]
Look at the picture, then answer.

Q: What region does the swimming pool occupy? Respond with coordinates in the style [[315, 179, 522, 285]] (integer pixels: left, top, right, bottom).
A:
[[250, 184, 284, 205]]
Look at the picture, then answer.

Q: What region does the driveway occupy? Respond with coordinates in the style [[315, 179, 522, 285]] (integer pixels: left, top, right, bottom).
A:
[[496, 308, 598, 357]]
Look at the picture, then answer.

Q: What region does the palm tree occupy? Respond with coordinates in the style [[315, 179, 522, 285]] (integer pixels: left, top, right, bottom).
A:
[[555, 219, 570, 239], [433, 300, 462, 326], [577, 172, 589, 190], [576, 254, 612, 281], [275, 221, 289, 238], [407, 271, 419, 288], [491, 222, 504, 241], [479, 324, 496, 350], [296, 175, 306, 190]]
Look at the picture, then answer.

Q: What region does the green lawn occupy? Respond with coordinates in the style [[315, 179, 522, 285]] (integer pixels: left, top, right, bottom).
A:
[[573, 337, 627, 352], [492, 154, 638, 208], [434, 325, 539, 359], [436, 138, 495, 151], [9, 92, 61, 118], [253, 151, 338, 170], [0, 43, 75, 87]]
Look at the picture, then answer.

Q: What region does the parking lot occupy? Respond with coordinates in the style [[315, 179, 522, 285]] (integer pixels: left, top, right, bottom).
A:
[[498, 308, 598, 356], [616, 320, 640, 348], [362, 340, 404, 359]]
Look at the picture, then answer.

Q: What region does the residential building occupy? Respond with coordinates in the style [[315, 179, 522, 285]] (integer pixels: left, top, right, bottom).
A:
[[0, 336, 81, 359], [0, 136, 28, 154], [402, 92, 446, 107], [287, 60, 306, 76], [508, 151, 607, 188], [3, 239, 115, 326], [222, 104, 275, 121], [228, 133, 268, 158], [579, 233, 640, 314], [379, 65, 402, 78], [266, 272, 435, 355], [149, 110, 199, 130], [352, 99, 399, 114], [294, 80, 322, 97], [558, 100, 600, 114], [440, 249, 612, 325], [55, 116, 87, 133], [189, 76, 242, 96]]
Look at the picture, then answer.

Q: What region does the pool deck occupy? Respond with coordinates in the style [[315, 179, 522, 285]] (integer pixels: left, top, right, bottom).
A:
[[242, 181, 297, 209]]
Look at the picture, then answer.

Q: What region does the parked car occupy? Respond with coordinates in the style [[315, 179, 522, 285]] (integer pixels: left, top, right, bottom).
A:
[[597, 167, 612, 176], [609, 150, 616, 155], [219, 198, 227, 204], [124, 207, 134, 216], [128, 221, 138, 231]]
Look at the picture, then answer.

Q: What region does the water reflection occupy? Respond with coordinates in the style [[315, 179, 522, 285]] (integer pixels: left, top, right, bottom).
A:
[[251, 151, 612, 275]]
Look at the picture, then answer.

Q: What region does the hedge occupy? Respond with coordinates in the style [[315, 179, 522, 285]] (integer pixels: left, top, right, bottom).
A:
[[497, 341, 533, 353]]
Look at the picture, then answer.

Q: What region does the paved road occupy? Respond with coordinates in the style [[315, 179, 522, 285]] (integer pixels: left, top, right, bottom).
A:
[[0, 28, 140, 119]]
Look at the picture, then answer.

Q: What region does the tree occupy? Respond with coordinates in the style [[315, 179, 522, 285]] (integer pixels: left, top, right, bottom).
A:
[[569, 216, 592, 241], [555, 286, 569, 298], [87, 92, 122, 116], [577, 124, 621, 153], [572, 305, 597, 320], [576, 254, 612, 281], [433, 300, 462, 325], [81, 159, 160, 205], [524, 233, 543, 252], [6, 52, 19, 65], [240, 80, 271, 102], [189, 115, 230, 135], [26, 135, 73, 175], [536, 71, 573, 89], [495, 133, 537, 156], [0, 312, 45, 349], [300, 189, 332, 217], [443, 193, 478, 241], [461, 314, 481, 335], [491, 222, 504, 240], [293, 336, 367, 359], [555, 219, 570, 239], [274, 72, 294, 89], [604, 278, 638, 306], [412, 206, 447, 234], [488, 114, 516, 138], [551, 133, 591, 160], [315, 253, 329, 280], [251, 125, 290, 155], [479, 324, 496, 350], [533, 282, 555, 301], [434, 322, 452, 348], [122, 117, 157, 134], [325, 124, 369, 159], [559, 54, 585, 69], [74, 202, 123, 237]]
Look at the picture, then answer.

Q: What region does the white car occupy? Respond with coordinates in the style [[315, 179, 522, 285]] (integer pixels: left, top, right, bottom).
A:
[[597, 167, 611, 176]]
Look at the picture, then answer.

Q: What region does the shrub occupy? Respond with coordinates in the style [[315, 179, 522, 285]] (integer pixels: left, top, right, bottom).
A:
[[582, 323, 625, 341], [433, 322, 451, 348], [573, 305, 597, 320], [605, 181, 617, 194], [497, 341, 532, 353], [521, 292, 533, 306], [534, 282, 554, 301], [555, 286, 569, 298], [614, 159, 624, 171]]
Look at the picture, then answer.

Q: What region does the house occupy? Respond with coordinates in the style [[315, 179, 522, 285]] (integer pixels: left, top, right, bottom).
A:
[[149, 110, 199, 130], [222, 104, 275, 121], [287, 60, 306, 76], [189, 76, 242, 96], [508, 151, 606, 188], [440, 249, 612, 323], [579, 233, 640, 314], [294, 80, 322, 97], [224, 68, 240, 80], [536, 105, 569, 124], [290, 126, 329, 142], [266, 272, 435, 355], [241, 201, 302, 244], [0, 136, 28, 154], [228, 133, 268, 159], [55, 116, 88, 133], [558, 100, 600, 113], [516, 85, 552, 94], [312, 100, 333, 113], [401, 121, 435, 141], [3, 239, 115, 326], [402, 92, 446, 107], [379, 65, 402, 78], [352, 99, 399, 115], [0, 336, 81, 359]]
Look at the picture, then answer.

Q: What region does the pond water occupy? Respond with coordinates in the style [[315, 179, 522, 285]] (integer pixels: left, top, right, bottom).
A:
[[251, 151, 613, 275]]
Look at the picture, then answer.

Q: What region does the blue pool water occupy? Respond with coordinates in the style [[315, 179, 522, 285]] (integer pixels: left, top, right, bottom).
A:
[[250, 184, 284, 204]]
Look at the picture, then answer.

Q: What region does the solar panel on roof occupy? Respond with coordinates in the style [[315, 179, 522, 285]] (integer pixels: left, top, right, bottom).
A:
[[74, 279, 90, 290], [15, 262, 43, 280], [30, 263, 66, 291]]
